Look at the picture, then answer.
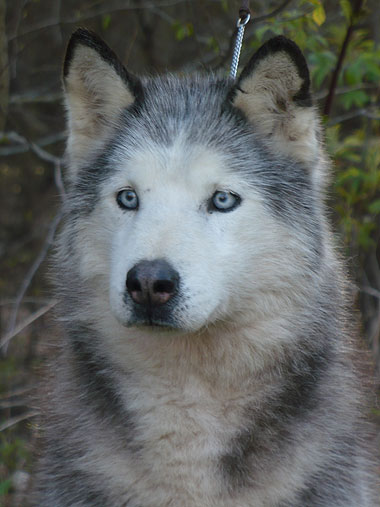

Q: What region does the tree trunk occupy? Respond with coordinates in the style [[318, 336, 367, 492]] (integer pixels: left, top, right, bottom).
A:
[[0, 0, 9, 131]]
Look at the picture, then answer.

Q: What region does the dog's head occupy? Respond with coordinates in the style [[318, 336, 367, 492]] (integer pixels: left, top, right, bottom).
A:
[[61, 29, 325, 333]]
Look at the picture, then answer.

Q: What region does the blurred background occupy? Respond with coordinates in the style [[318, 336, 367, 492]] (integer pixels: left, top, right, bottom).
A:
[[0, 0, 379, 504]]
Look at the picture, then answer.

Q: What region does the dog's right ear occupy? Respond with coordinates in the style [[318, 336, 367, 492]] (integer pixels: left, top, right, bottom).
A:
[[230, 36, 318, 164], [63, 29, 142, 174]]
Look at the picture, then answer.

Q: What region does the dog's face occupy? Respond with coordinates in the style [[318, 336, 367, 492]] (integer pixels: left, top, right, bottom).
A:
[[107, 142, 246, 330], [96, 139, 280, 331], [62, 31, 324, 333]]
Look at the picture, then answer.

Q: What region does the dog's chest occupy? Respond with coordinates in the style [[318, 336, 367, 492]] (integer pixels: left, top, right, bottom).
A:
[[112, 375, 249, 506]]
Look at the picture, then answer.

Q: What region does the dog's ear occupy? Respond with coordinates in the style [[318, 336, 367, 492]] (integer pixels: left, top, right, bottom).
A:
[[231, 36, 319, 163], [63, 29, 142, 173]]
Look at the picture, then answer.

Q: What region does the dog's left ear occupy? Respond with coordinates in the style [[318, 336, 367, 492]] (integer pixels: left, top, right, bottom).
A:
[[63, 28, 143, 175], [231, 36, 319, 163]]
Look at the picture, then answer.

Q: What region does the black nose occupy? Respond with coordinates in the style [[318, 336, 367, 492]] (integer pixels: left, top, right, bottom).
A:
[[126, 260, 179, 307]]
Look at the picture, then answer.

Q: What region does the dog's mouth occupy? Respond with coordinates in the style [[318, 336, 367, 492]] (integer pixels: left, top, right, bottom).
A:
[[124, 297, 181, 330], [129, 321, 181, 334]]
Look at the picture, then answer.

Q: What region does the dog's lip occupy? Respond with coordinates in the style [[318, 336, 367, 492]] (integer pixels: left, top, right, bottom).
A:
[[131, 321, 181, 334], [126, 316, 180, 331]]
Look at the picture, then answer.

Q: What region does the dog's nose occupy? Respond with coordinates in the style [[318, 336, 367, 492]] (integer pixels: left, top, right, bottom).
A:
[[126, 260, 179, 306]]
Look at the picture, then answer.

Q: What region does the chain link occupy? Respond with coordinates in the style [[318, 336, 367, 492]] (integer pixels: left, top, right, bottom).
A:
[[230, 13, 250, 80]]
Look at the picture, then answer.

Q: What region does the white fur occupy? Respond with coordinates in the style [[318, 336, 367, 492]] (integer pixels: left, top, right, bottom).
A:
[[70, 137, 318, 342]]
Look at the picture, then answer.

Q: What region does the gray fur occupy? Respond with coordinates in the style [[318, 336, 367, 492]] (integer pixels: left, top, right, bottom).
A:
[[31, 31, 378, 506]]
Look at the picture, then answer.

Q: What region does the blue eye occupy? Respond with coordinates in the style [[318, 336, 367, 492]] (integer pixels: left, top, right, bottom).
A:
[[116, 188, 139, 210], [210, 191, 241, 212]]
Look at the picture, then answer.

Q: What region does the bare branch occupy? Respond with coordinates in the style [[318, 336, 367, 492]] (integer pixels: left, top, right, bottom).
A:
[[252, 0, 293, 24], [10, 90, 63, 105], [0, 0, 9, 130], [1, 134, 65, 354], [0, 386, 36, 400], [323, 0, 365, 117], [0, 130, 66, 200], [0, 400, 29, 409], [0, 411, 39, 432], [361, 286, 380, 300], [1, 131, 61, 161], [0, 131, 65, 156], [327, 107, 380, 126], [0, 297, 53, 306], [7, 0, 202, 42], [314, 84, 377, 101], [1, 301, 57, 350], [3, 210, 63, 353]]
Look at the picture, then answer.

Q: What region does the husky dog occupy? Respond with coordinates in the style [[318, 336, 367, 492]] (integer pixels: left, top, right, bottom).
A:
[[32, 28, 377, 506]]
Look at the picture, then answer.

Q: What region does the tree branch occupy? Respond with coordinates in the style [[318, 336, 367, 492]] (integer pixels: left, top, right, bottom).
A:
[[314, 83, 377, 101], [1, 130, 65, 353], [0, 385, 35, 400], [0, 131, 66, 199], [323, 0, 364, 117], [252, 0, 293, 24], [0, 411, 39, 432], [0, 131, 65, 156], [1, 301, 57, 350], [361, 286, 380, 300], [0, 0, 9, 130], [10, 90, 63, 105], [7, 0, 197, 42], [2, 210, 62, 353], [327, 105, 380, 126]]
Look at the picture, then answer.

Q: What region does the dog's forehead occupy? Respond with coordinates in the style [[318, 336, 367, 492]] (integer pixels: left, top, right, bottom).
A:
[[114, 138, 232, 188], [116, 76, 249, 151], [108, 75, 256, 187]]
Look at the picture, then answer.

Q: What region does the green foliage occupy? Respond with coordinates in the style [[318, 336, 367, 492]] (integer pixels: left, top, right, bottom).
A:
[[0, 357, 18, 392], [340, 89, 369, 109], [221, 0, 229, 13], [341, 36, 380, 96], [172, 21, 194, 41], [207, 36, 220, 55], [0, 358, 31, 501], [328, 125, 380, 249], [0, 479, 12, 496], [0, 431, 30, 500], [309, 50, 336, 87], [0, 434, 29, 471], [102, 14, 111, 31]]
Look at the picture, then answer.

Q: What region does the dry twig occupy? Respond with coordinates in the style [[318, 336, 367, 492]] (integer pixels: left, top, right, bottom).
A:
[[1, 301, 57, 350], [0, 411, 39, 432], [2, 212, 62, 353], [1, 131, 65, 352]]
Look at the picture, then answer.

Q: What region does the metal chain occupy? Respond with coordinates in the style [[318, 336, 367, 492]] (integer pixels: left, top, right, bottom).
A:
[[230, 12, 251, 80]]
